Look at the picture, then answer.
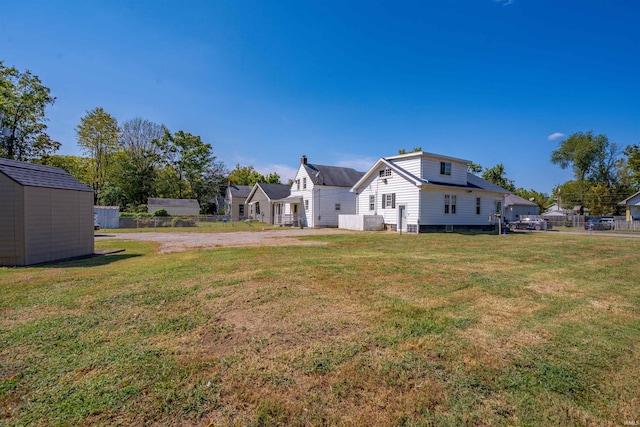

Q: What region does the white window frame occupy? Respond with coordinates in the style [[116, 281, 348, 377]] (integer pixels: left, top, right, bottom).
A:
[[444, 194, 456, 214], [369, 195, 375, 211], [476, 197, 481, 215], [440, 162, 452, 176], [303, 177, 307, 189], [379, 168, 392, 178]]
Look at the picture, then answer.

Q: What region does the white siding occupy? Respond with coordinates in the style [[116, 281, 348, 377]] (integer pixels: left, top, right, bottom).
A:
[[421, 157, 467, 185], [389, 157, 422, 177], [355, 173, 420, 227], [419, 190, 504, 225]]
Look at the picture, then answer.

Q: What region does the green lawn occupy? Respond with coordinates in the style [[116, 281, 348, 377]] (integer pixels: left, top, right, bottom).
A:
[[1, 232, 639, 426]]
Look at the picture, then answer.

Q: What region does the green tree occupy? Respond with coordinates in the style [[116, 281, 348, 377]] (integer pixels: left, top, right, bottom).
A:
[[158, 129, 214, 201], [76, 107, 120, 202], [513, 188, 550, 211], [622, 144, 640, 189], [467, 162, 483, 174], [114, 118, 165, 207], [36, 154, 92, 186], [481, 163, 516, 192], [0, 61, 59, 161], [265, 172, 282, 184], [227, 164, 266, 186], [398, 146, 422, 154]]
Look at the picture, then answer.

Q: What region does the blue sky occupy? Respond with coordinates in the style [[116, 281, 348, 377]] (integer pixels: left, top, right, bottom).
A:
[[1, 0, 638, 193]]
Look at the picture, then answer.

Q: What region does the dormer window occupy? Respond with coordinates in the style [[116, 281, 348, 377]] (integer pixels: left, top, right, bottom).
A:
[[379, 168, 392, 178], [440, 162, 451, 176]]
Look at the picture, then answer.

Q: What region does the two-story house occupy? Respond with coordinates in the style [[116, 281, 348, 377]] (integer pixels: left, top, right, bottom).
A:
[[275, 156, 365, 228], [351, 151, 509, 232]]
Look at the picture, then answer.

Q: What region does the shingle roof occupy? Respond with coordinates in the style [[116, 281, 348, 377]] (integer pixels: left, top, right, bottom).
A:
[[229, 185, 252, 198], [303, 164, 365, 187], [147, 198, 200, 207], [504, 194, 538, 207], [257, 183, 291, 200], [0, 158, 93, 192]]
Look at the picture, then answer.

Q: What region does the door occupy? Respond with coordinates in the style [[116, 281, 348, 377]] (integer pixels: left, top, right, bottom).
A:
[[398, 205, 407, 233]]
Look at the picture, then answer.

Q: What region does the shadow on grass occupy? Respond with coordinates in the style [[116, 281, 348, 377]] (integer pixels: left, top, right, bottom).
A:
[[34, 253, 142, 269]]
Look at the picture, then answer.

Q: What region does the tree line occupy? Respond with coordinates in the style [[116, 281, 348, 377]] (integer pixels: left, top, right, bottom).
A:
[[3, 61, 639, 215], [1, 62, 280, 214]]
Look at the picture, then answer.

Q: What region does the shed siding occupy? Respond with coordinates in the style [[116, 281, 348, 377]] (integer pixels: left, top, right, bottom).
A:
[[23, 187, 94, 265], [0, 173, 25, 265]]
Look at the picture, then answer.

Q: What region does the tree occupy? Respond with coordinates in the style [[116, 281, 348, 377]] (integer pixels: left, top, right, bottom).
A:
[[551, 131, 619, 184], [398, 146, 422, 154], [227, 164, 266, 186], [467, 162, 483, 174], [622, 144, 640, 189], [513, 188, 550, 211], [114, 118, 165, 207], [36, 154, 92, 186], [0, 61, 58, 161], [481, 163, 516, 192], [265, 172, 282, 184], [76, 107, 120, 202], [158, 129, 214, 201]]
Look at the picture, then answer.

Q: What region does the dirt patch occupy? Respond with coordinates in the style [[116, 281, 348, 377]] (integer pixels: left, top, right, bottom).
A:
[[102, 228, 355, 253]]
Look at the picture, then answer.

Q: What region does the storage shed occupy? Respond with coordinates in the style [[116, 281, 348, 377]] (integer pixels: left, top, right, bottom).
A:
[[0, 158, 94, 266]]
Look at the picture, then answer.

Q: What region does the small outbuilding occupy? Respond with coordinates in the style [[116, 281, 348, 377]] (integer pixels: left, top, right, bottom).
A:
[[0, 158, 94, 266], [504, 194, 540, 222], [147, 198, 200, 215]]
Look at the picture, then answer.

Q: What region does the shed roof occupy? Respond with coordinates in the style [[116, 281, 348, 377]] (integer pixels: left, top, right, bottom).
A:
[[147, 198, 200, 207], [303, 163, 365, 187], [0, 158, 93, 192]]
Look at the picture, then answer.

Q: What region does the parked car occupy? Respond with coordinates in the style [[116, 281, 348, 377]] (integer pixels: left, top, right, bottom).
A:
[[508, 217, 551, 231], [584, 218, 613, 231]]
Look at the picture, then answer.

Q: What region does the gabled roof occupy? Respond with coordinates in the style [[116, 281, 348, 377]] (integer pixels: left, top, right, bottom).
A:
[[504, 194, 538, 207], [302, 163, 365, 187], [619, 190, 640, 206], [228, 185, 252, 198], [147, 198, 200, 207], [0, 158, 93, 192], [352, 156, 510, 194], [246, 183, 291, 203]]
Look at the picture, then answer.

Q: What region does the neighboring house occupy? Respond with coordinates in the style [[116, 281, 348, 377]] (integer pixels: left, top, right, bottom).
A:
[[147, 198, 200, 215], [618, 190, 640, 221], [225, 184, 252, 220], [276, 156, 365, 228], [543, 203, 588, 217], [245, 183, 291, 224], [0, 158, 94, 266], [504, 194, 540, 222], [350, 151, 509, 233]]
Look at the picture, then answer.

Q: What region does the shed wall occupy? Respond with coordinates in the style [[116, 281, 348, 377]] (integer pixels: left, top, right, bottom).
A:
[[0, 173, 25, 265]]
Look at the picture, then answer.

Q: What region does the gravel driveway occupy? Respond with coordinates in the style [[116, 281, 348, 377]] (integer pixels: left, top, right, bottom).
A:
[[99, 228, 356, 253]]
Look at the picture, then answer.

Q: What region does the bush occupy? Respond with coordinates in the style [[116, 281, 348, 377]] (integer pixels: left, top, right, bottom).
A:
[[154, 209, 170, 217], [171, 217, 196, 227], [564, 218, 573, 228]]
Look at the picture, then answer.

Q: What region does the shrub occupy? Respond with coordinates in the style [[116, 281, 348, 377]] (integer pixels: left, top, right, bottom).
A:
[[154, 209, 170, 217]]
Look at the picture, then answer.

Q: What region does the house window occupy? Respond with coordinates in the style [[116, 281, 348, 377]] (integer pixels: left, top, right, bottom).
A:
[[304, 199, 309, 210], [255, 202, 260, 215], [476, 197, 481, 215], [303, 177, 307, 189], [296, 179, 300, 190], [369, 195, 375, 211], [379, 168, 391, 178], [440, 162, 451, 176], [382, 193, 395, 209], [335, 203, 341, 211], [239, 204, 244, 217], [444, 195, 456, 214]]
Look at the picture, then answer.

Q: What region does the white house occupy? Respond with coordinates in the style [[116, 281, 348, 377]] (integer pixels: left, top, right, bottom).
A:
[[245, 183, 291, 224], [618, 190, 640, 221], [275, 156, 364, 228], [350, 151, 509, 233]]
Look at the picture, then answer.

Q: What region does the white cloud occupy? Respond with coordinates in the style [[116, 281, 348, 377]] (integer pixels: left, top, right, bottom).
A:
[[494, 0, 513, 5], [255, 163, 299, 183], [548, 132, 566, 141], [335, 156, 377, 173]]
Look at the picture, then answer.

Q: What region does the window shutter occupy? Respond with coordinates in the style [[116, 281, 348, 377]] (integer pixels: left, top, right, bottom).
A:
[[391, 193, 396, 209], [382, 194, 386, 209]]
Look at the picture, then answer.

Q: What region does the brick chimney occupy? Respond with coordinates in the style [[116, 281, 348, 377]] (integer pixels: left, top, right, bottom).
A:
[[301, 155, 307, 165]]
